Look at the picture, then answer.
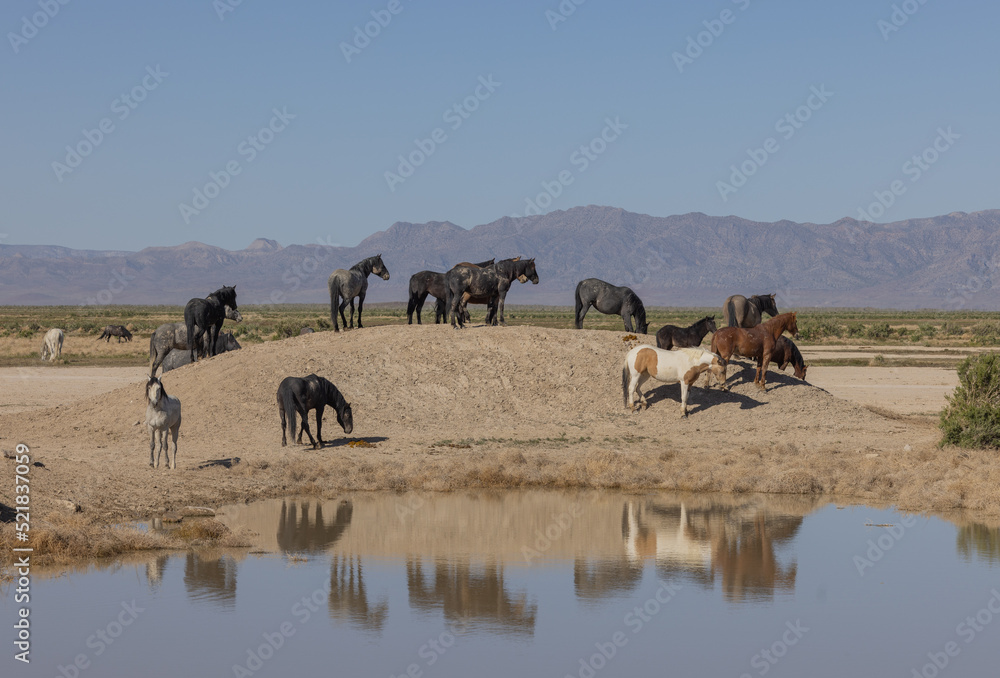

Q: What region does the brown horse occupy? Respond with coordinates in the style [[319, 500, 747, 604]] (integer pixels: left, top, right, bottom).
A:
[[773, 335, 807, 381], [710, 312, 798, 391]]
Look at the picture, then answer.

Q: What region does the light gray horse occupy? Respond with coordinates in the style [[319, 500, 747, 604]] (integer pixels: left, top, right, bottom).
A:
[[722, 294, 778, 328], [161, 332, 241, 373], [327, 255, 390, 332], [145, 376, 181, 469], [40, 328, 64, 361], [149, 306, 241, 375]]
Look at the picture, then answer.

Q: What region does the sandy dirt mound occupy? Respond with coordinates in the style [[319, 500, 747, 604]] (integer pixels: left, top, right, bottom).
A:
[[2, 325, 953, 521]]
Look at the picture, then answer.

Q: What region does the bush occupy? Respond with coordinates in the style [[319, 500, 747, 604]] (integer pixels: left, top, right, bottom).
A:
[[940, 353, 1000, 449], [864, 322, 891, 340], [918, 323, 938, 336], [969, 321, 1000, 346]]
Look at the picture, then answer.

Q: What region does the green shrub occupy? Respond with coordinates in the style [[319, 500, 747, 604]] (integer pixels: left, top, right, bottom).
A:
[[864, 322, 891, 340], [918, 323, 938, 336], [940, 353, 1000, 449], [943, 322, 965, 337], [969, 321, 1000, 346]]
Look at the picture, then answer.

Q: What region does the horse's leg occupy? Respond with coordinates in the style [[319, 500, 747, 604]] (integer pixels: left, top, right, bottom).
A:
[[434, 296, 446, 324], [356, 290, 365, 329], [636, 373, 651, 409], [621, 309, 634, 333], [348, 298, 356, 329], [576, 301, 590, 329], [339, 298, 350, 330], [280, 404, 288, 446], [331, 288, 341, 333], [759, 341, 773, 391], [169, 424, 179, 469], [314, 404, 324, 448], [149, 428, 156, 467], [680, 381, 690, 418], [299, 409, 318, 448]]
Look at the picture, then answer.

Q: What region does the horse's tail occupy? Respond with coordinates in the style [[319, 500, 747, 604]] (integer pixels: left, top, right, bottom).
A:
[[621, 359, 630, 408], [725, 298, 739, 327], [282, 388, 298, 444], [406, 286, 418, 324], [574, 281, 585, 329], [329, 283, 340, 331]]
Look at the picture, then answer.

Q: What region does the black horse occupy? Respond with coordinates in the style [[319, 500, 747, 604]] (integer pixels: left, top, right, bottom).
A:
[[97, 325, 133, 343], [328, 255, 390, 332], [655, 316, 717, 350], [277, 374, 353, 449], [445, 258, 539, 328], [574, 278, 648, 334], [184, 285, 239, 362], [407, 259, 494, 325]]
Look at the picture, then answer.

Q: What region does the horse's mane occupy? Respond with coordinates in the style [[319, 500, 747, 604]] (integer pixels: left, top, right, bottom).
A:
[[208, 286, 237, 306], [788, 338, 804, 368], [321, 377, 348, 411], [352, 255, 383, 272]]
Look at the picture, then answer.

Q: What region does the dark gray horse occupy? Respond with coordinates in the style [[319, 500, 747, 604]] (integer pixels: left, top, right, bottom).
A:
[[445, 258, 539, 328], [149, 306, 241, 375], [723, 294, 778, 328], [328, 255, 390, 332], [161, 332, 241, 373], [407, 258, 494, 325], [574, 279, 648, 334], [277, 374, 353, 449], [97, 325, 133, 343], [184, 285, 239, 362], [656, 316, 717, 350]]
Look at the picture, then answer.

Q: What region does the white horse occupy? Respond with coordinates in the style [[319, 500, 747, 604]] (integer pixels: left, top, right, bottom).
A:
[[40, 328, 64, 362], [622, 344, 725, 417], [145, 377, 181, 469]]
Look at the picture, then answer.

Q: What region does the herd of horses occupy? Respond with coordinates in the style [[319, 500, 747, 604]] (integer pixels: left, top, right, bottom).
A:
[[37, 253, 810, 467]]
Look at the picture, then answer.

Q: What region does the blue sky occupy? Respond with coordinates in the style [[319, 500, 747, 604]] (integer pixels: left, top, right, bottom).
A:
[[2, 0, 995, 250]]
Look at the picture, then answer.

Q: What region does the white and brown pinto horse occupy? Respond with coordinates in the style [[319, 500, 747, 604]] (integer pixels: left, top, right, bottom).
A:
[[622, 345, 725, 417]]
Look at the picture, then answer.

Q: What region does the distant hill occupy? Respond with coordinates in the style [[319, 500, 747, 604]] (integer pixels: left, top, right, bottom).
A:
[[1, 206, 998, 309]]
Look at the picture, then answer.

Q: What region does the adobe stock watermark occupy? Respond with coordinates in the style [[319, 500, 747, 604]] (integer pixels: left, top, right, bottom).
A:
[[855, 126, 959, 222], [673, 0, 752, 73], [80, 267, 137, 306], [853, 513, 918, 576], [384, 75, 501, 192], [178, 107, 296, 224], [52, 66, 169, 183], [7, 0, 73, 54], [251, 235, 343, 308], [909, 588, 1000, 678], [388, 615, 472, 678], [341, 0, 413, 63], [509, 116, 627, 219], [545, 0, 588, 31], [214, 0, 246, 21], [522, 502, 583, 563], [878, 0, 932, 41], [944, 251, 1000, 311], [564, 581, 682, 678], [716, 84, 833, 202], [54, 600, 145, 678], [738, 620, 810, 678]]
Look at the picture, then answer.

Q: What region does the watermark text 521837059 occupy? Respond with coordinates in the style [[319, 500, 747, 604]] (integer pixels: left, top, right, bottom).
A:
[[12, 443, 33, 664]]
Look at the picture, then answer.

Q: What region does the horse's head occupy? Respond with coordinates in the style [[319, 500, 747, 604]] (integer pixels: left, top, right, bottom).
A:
[[337, 401, 354, 435], [372, 254, 390, 281], [521, 258, 539, 284], [146, 377, 164, 406], [704, 316, 718, 334], [756, 293, 778, 318], [214, 285, 238, 310], [222, 332, 241, 352], [795, 362, 808, 381], [225, 305, 243, 322]]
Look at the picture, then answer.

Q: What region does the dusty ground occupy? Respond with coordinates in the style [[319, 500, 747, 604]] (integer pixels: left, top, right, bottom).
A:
[[0, 325, 994, 530]]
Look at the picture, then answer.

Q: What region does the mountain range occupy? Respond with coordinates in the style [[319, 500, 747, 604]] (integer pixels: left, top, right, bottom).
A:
[[1, 206, 997, 310]]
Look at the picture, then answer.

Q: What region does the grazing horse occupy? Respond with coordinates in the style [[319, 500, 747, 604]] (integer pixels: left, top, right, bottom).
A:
[[97, 325, 133, 343], [328, 255, 390, 332], [40, 328, 64, 362], [575, 279, 648, 334], [277, 374, 354, 449], [710, 312, 799, 391], [407, 258, 494, 325], [656, 316, 717, 350], [722, 294, 778, 328], [445, 258, 539, 328], [145, 376, 181, 469], [149, 305, 241, 375], [184, 285, 239, 362], [621, 345, 726, 417], [161, 332, 241, 373], [773, 335, 808, 381]]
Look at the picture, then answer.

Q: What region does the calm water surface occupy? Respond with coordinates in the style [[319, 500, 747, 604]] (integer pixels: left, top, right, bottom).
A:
[[3, 491, 999, 677]]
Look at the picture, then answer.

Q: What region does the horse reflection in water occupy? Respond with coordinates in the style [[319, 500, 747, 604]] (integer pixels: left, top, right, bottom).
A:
[[184, 552, 238, 607], [144, 554, 170, 590], [406, 558, 537, 635], [329, 554, 389, 633], [277, 499, 353, 554], [623, 500, 804, 603]]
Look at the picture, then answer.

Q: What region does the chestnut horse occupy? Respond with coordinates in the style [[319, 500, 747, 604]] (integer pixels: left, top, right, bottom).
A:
[[710, 312, 798, 391]]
